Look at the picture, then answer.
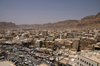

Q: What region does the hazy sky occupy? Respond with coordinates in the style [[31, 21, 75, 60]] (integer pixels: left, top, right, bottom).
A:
[[0, 0, 100, 25]]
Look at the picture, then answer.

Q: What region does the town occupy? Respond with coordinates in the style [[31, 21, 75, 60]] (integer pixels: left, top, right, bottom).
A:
[[0, 0, 100, 66], [0, 28, 100, 66]]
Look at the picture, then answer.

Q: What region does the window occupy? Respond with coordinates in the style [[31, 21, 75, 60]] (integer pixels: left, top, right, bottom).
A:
[[85, 61, 86, 63], [83, 60, 84, 62], [81, 59, 84, 62], [78, 58, 79, 60], [89, 63, 91, 66], [87, 62, 88, 64], [80, 64, 83, 66]]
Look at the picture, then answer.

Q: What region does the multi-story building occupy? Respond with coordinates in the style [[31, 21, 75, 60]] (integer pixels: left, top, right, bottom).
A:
[[67, 32, 74, 38], [72, 38, 80, 50], [76, 52, 100, 66], [94, 30, 100, 38], [41, 31, 48, 38]]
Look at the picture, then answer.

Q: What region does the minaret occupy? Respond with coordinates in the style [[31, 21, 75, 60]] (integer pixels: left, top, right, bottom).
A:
[[60, 31, 62, 39]]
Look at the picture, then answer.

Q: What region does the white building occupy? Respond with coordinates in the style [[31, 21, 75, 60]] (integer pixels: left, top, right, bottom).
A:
[[76, 52, 100, 66], [35, 40, 42, 48], [94, 30, 100, 38]]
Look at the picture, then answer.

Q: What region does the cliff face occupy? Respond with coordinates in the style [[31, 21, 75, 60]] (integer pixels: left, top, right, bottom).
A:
[[18, 20, 80, 29], [41, 20, 80, 29], [40, 11, 100, 29], [77, 12, 100, 28], [0, 12, 100, 29]]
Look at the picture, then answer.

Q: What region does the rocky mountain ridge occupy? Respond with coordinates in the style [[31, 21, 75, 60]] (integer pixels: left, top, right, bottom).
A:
[[0, 22, 17, 29], [0, 12, 100, 29]]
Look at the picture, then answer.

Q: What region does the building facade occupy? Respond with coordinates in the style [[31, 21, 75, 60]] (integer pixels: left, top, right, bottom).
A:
[[76, 52, 100, 66]]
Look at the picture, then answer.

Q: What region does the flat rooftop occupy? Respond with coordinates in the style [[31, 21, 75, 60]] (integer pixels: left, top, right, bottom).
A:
[[79, 52, 100, 63]]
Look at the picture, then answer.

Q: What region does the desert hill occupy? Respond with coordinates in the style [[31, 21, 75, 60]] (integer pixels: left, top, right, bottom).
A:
[[0, 11, 100, 29], [77, 12, 100, 28], [0, 22, 17, 29]]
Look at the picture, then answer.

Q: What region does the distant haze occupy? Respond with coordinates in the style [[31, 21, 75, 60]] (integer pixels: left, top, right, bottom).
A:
[[0, 0, 100, 25]]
